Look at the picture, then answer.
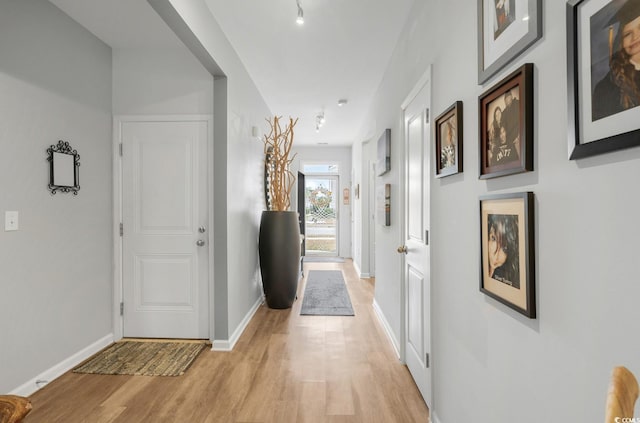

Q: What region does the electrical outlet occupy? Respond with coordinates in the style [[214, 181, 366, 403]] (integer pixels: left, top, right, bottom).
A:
[[5, 211, 19, 231]]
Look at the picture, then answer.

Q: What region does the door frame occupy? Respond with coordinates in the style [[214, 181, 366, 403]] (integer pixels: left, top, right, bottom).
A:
[[112, 115, 214, 342], [399, 66, 433, 406]]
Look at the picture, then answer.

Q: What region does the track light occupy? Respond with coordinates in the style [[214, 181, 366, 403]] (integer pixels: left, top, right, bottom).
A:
[[296, 0, 304, 25], [315, 112, 325, 132]]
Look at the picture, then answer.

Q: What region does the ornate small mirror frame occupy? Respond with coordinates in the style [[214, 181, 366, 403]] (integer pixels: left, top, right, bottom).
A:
[[47, 140, 80, 195]]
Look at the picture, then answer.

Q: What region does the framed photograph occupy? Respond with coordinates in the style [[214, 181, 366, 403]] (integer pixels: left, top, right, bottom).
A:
[[376, 183, 390, 226], [435, 101, 464, 178], [479, 192, 535, 318], [567, 0, 640, 159], [479, 63, 533, 179], [477, 0, 542, 84], [376, 128, 391, 176]]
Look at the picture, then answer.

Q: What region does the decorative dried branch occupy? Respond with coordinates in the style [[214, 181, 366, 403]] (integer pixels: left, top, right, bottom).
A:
[[263, 116, 298, 211]]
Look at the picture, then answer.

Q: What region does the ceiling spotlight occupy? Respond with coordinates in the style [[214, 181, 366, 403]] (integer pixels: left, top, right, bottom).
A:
[[296, 0, 304, 25], [337, 99, 348, 107]]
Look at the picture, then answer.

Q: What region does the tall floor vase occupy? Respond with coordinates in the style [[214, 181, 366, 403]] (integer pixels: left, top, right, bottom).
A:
[[258, 211, 301, 309]]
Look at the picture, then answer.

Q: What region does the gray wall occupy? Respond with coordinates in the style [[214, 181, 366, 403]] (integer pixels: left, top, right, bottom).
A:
[[0, 0, 112, 393], [355, 0, 640, 422], [113, 47, 214, 115], [154, 0, 271, 342]]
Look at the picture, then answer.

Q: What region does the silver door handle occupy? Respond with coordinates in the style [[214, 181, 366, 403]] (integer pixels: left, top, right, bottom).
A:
[[199, 226, 206, 233], [196, 240, 205, 246]]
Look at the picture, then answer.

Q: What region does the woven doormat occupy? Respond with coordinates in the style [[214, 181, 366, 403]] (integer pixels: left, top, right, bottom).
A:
[[73, 340, 207, 376]]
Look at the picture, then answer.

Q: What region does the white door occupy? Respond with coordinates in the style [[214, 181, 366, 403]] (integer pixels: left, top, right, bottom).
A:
[[121, 118, 209, 339], [400, 72, 432, 406]]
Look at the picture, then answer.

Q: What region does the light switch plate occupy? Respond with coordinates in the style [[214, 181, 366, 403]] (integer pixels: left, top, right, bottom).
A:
[[5, 211, 18, 231]]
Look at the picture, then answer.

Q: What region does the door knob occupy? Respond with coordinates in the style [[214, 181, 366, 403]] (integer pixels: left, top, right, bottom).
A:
[[199, 226, 206, 233], [196, 239, 205, 246], [397, 245, 408, 254]]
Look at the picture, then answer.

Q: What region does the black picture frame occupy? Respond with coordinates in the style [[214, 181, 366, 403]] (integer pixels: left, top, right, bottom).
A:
[[479, 63, 533, 179], [376, 128, 391, 176], [477, 0, 542, 84], [479, 191, 535, 318], [47, 140, 80, 195], [435, 101, 464, 178], [566, 0, 640, 160]]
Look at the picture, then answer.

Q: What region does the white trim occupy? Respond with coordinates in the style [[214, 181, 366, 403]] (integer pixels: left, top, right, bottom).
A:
[[10, 334, 113, 396], [113, 115, 214, 342], [352, 260, 370, 279], [211, 296, 262, 351], [431, 411, 442, 423], [401, 66, 432, 110], [372, 299, 401, 359], [112, 117, 123, 341]]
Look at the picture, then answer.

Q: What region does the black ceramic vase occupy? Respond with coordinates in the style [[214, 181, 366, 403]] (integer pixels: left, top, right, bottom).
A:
[[258, 210, 301, 309]]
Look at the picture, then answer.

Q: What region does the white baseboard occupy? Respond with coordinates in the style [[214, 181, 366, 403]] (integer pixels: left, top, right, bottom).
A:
[[212, 296, 262, 351], [431, 411, 442, 423], [11, 333, 114, 396], [352, 260, 371, 278], [372, 299, 401, 359]]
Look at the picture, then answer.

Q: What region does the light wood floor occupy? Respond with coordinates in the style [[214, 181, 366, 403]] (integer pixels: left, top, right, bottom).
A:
[[25, 260, 429, 422]]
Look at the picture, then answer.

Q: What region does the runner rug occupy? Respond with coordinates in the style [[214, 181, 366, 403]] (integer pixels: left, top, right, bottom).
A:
[[300, 270, 355, 316], [73, 340, 207, 376]]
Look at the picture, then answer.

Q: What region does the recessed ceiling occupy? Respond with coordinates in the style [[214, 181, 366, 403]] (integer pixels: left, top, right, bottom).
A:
[[48, 0, 415, 146]]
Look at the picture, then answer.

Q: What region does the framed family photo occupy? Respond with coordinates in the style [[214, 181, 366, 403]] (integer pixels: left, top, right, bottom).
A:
[[434, 101, 464, 178], [479, 63, 533, 179], [477, 0, 542, 84], [567, 0, 640, 159], [479, 192, 535, 318]]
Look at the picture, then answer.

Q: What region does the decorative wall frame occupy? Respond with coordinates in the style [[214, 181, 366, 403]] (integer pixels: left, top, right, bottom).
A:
[[477, 0, 542, 84], [47, 140, 80, 195], [435, 101, 464, 178], [479, 191, 535, 318], [479, 63, 534, 179], [567, 0, 640, 159], [376, 128, 391, 176]]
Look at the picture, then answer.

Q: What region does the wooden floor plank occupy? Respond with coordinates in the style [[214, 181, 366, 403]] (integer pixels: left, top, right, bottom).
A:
[[25, 260, 428, 422]]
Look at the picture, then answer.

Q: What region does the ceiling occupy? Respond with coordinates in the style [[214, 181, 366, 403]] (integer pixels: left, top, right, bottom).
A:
[[48, 0, 415, 146]]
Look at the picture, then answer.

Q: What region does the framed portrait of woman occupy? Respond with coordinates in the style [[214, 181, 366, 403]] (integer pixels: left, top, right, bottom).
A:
[[434, 101, 463, 178], [477, 0, 542, 84], [479, 192, 535, 318], [479, 63, 534, 179], [567, 0, 640, 159]]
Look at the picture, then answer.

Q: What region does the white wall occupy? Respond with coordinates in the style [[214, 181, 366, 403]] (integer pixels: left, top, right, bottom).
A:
[[356, 0, 640, 422], [153, 0, 271, 342], [0, 0, 112, 393], [291, 146, 352, 258]]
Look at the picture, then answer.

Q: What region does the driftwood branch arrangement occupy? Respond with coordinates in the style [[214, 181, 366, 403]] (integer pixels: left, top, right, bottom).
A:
[[264, 116, 298, 211]]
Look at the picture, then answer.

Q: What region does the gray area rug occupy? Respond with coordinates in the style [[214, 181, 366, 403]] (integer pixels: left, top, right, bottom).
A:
[[300, 270, 354, 316]]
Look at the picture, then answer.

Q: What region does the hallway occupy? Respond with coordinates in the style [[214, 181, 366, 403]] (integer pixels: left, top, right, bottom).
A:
[[25, 261, 429, 422]]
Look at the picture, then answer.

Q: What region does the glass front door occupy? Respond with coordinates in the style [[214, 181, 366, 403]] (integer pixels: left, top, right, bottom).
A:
[[304, 176, 339, 256]]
